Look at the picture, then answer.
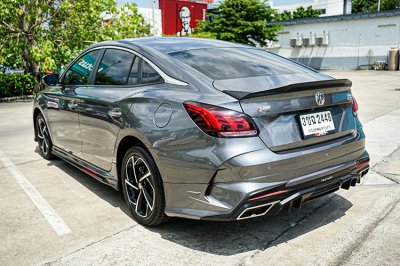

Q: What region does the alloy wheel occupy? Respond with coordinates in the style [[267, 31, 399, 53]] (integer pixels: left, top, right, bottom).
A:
[[124, 155, 155, 218], [37, 117, 50, 156]]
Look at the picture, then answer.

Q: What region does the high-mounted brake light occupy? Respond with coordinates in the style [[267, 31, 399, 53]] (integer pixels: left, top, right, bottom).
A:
[[352, 97, 358, 113], [183, 102, 259, 138]]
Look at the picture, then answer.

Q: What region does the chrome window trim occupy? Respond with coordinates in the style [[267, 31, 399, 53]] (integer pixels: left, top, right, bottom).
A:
[[61, 46, 188, 86]]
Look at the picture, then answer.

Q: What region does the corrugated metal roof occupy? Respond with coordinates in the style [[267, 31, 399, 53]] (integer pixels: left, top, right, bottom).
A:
[[268, 9, 400, 26]]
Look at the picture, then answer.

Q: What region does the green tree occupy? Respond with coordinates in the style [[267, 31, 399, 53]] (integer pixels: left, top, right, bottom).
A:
[[277, 6, 321, 21], [352, 0, 400, 12], [279, 10, 293, 20], [292, 6, 321, 19], [197, 0, 282, 46], [381, 0, 400, 10], [0, 0, 150, 74], [352, 0, 379, 12]]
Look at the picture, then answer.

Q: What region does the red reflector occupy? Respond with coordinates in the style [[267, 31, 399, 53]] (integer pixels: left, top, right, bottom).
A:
[[82, 167, 98, 178], [249, 190, 288, 201], [355, 160, 369, 169], [183, 102, 259, 138], [352, 97, 358, 113]]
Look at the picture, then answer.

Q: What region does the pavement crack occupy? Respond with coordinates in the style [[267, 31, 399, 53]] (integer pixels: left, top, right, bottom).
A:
[[378, 172, 400, 177], [44, 224, 139, 265], [238, 195, 337, 266], [332, 197, 400, 266], [369, 169, 400, 184], [376, 172, 400, 184], [262, 195, 337, 250], [384, 144, 400, 159]]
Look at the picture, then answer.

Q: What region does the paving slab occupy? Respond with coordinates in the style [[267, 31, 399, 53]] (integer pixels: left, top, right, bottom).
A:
[[343, 200, 400, 266], [249, 185, 400, 266], [374, 148, 400, 184], [45, 185, 400, 266]]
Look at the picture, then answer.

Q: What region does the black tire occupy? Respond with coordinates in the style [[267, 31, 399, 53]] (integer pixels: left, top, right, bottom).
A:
[[35, 113, 55, 160], [121, 146, 169, 226]]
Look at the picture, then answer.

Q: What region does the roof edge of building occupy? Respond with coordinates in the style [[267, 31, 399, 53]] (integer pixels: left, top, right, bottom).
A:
[[268, 9, 400, 26]]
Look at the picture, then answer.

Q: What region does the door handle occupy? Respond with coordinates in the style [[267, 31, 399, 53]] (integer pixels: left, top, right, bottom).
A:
[[108, 108, 122, 119], [68, 101, 79, 109]]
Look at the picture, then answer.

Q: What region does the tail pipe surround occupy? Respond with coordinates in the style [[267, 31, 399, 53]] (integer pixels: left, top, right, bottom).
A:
[[236, 174, 366, 220], [237, 201, 279, 220]]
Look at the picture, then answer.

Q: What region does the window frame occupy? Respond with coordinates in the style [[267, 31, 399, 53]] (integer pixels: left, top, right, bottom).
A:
[[60, 46, 167, 89], [61, 49, 103, 87], [140, 59, 164, 85], [92, 48, 141, 87]]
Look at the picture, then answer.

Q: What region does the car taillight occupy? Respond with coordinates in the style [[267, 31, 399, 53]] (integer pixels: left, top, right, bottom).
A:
[[183, 102, 259, 138], [352, 97, 358, 113]]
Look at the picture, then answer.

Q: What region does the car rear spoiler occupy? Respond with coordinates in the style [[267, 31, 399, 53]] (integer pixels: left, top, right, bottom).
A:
[[222, 79, 352, 100]]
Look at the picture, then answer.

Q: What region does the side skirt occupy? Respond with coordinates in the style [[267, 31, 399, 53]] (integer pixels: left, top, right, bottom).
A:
[[52, 146, 119, 190]]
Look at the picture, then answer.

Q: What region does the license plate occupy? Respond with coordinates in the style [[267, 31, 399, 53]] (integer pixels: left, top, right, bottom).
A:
[[299, 111, 335, 138]]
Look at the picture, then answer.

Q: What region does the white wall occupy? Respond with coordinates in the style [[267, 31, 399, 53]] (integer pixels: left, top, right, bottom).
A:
[[271, 0, 345, 17], [137, 8, 162, 36], [268, 15, 400, 70]]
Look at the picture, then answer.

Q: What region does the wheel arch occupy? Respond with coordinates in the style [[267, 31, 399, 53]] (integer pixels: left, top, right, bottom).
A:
[[115, 135, 162, 191]]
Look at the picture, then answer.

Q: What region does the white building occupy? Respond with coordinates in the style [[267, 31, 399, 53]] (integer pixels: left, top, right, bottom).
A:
[[267, 10, 400, 70], [270, 0, 352, 17], [137, 8, 162, 36], [101, 8, 162, 37]]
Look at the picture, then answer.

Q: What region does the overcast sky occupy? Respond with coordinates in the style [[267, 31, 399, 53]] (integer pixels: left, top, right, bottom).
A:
[[116, 0, 306, 9]]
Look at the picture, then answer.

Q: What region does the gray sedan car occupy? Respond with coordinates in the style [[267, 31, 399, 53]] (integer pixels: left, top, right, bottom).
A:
[[33, 37, 369, 226]]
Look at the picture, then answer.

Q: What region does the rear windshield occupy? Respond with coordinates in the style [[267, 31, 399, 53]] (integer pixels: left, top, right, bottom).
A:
[[169, 47, 313, 80]]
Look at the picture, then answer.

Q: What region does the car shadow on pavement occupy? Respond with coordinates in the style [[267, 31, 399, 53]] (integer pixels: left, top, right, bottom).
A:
[[46, 156, 353, 256], [149, 194, 353, 255], [45, 158, 132, 217]]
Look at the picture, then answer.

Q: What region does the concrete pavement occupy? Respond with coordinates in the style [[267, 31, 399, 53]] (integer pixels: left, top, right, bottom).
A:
[[0, 70, 399, 266]]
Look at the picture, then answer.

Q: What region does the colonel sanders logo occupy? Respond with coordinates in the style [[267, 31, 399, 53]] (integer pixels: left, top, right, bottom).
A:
[[177, 6, 192, 36]]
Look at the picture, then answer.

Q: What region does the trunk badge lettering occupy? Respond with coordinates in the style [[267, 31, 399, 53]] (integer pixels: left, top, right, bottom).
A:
[[321, 176, 333, 182], [258, 105, 271, 113], [315, 91, 325, 106]]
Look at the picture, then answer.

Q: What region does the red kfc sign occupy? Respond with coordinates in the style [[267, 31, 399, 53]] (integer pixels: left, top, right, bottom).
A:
[[159, 0, 209, 36]]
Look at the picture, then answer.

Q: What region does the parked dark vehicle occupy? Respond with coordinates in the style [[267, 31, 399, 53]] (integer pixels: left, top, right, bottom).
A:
[[33, 37, 369, 226]]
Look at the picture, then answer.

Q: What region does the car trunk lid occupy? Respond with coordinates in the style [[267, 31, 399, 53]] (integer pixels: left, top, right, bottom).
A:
[[214, 75, 355, 152]]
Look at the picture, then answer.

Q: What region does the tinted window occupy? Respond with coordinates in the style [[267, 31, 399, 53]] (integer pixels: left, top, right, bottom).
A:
[[169, 48, 312, 80], [95, 49, 135, 86], [64, 50, 100, 85], [142, 61, 163, 84], [127, 57, 139, 85]]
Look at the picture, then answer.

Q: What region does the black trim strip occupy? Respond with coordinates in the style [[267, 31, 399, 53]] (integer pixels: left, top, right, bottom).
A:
[[52, 146, 114, 186], [223, 79, 352, 100]]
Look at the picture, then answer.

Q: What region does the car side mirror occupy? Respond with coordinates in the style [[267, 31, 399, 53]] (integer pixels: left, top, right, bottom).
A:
[[42, 73, 60, 86]]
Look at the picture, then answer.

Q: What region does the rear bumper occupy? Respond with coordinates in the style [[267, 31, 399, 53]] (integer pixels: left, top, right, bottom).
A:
[[206, 160, 369, 221], [163, 125, 368, 221], [164, 150, 369, 221]]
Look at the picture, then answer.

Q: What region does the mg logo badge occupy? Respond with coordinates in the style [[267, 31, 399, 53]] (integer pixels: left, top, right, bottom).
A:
[[315, 91, 325, 106]]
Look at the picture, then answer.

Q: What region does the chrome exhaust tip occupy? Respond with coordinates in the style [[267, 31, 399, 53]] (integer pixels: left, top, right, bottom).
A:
[[237, 201, 279, 220]]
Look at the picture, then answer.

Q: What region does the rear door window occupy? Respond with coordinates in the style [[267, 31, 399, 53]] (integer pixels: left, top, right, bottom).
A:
[[142, 61, 163, 84], [127, 57, 140, 85], [63, 50, 100, 85], [95, 49, 136, 86]]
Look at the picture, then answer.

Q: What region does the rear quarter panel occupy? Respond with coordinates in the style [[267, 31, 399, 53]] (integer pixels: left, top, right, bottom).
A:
[[116, 83, 267, 184]]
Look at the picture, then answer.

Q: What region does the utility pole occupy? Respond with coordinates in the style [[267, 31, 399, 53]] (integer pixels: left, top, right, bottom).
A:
[[152, 0, 156, 36], [378, 0, 381, 11]]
